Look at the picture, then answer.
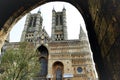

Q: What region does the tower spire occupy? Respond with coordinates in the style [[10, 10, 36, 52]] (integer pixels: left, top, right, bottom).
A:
[[79, 24, 87, 40], [63, 5, 66, 10], [52, 6, 55, 11], [38, 8, 41, 13]]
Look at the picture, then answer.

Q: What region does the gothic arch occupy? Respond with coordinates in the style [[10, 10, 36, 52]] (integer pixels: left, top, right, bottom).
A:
[[37, 45, 49, 58], [0, 1, 99, 70], [0, 1, 98, 72], [37, 45, 49, 78], [1, 0, 119, 80]]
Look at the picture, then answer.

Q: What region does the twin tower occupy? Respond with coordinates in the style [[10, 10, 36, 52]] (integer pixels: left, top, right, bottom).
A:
[[21, 7, 68, 43], [20, 7, 97, 80]]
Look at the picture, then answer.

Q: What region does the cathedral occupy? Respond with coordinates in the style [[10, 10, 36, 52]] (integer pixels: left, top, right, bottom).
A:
[[2, 7, 97, 80]]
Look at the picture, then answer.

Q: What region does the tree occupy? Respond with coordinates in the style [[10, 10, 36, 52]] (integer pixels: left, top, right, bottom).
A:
[[0, 42, 40, 80]]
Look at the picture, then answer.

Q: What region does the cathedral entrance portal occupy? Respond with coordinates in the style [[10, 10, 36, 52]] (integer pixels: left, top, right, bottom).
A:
[[38, 45, 49, 80], [52, 61, 64, 80]]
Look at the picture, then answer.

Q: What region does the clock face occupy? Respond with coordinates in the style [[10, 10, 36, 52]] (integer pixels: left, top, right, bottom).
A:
[[77, 67, 82, 73]]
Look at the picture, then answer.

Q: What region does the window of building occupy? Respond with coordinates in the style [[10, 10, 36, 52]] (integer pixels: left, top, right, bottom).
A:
[[56, 68, 62, 80], [39, 58, 47, 76], [56, 15, 58, 25], [77, 67, 83, 73], [60, 15, 63, 25], [29, 17, 33, 27], [33, 16, 37, 27]]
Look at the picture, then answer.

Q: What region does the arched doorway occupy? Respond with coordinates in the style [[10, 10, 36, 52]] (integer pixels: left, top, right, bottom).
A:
[[52, 61, 64, 80], [37, 45, 49, 79]]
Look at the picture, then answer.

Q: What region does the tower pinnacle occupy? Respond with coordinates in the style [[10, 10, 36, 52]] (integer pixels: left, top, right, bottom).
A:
[[51, 8, 67, 41], [79, 25, 87, 40], [38, 8, 41, 13], [52, 6, 55, 11], [63, 5, 66, 11]]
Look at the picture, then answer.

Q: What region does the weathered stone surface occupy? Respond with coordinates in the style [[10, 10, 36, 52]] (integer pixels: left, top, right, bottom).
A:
[[89, 0, 120, 79]]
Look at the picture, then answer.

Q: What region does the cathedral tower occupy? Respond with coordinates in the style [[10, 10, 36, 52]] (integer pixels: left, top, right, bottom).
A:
[[51, 7, 67, 41], [21, 10, 43, 44]]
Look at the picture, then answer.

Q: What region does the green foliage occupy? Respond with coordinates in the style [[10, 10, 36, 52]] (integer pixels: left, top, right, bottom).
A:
[[0, 42, 40, 80]]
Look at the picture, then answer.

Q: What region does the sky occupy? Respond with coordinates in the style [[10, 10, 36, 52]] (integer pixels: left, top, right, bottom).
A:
[[10, 2, 86, 42]]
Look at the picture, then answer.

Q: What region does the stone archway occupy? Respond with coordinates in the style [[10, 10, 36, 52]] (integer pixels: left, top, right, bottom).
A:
[[0, 1, 104, 79], [0, 2, 103, 79], [0, 0, 120, 80]]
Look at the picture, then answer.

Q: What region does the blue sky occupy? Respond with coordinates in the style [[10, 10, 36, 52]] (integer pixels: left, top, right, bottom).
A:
[[10, 2, 86, 42]]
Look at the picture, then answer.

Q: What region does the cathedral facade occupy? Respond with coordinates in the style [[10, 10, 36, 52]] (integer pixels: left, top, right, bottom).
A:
[[2, 8, 97, 80]]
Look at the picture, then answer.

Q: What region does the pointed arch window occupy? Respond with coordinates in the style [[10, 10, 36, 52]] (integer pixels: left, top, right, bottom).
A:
[[29, 17, 33, 27], [33, 16, 37, 27], [38, 45, 48, 77], [28, 16, 37, 27], [60, 15, 63, 25], [39, 57, 47, 76], [56, 15, 58, 25]]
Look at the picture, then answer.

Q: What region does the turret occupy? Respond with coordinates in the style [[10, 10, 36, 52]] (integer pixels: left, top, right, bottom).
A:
[[79, 25, 87, 41], [62, 6, 67, 40], [21, 13, 31, 42], [38, 8, 41, 14], [51, 7, 68, 41], [51, 7, 56, 41], [20, 9, 43, 43]]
